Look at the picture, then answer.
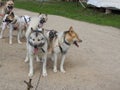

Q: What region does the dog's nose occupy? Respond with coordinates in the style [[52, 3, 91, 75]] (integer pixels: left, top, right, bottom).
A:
[[79, 39, 82, 43], [34, 45, 37, 48]]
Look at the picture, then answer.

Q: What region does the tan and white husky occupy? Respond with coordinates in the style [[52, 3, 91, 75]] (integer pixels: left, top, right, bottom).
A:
[[51, 26, 82, 73]]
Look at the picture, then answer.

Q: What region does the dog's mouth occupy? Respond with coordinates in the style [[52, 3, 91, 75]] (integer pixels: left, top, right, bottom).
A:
[[34, 47, 38, 54], [73, 41, 79, 47], [33, 43, 45, 54]]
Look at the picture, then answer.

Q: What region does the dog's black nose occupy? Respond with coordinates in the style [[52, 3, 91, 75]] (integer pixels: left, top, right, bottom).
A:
[[34, 45, 37, 49], [40, 18, 45, 24]]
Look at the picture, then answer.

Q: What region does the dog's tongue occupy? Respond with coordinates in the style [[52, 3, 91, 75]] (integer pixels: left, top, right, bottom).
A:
[[34, 48, 38, 54], [74, 41, 79, 47]]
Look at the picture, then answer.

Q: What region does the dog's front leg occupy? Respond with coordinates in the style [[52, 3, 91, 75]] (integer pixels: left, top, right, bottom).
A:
[[42, 54, 47, 76], [53, 53, 58, 72], [28, 54, 34, 77], [60, 54, 66, 73], [25, 41, 29, 62], [0, 22, 7, 39], [9, 24, 13, 44]]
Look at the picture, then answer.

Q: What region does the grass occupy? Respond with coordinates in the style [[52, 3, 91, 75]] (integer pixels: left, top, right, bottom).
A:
[[14, 1, 120, 28]]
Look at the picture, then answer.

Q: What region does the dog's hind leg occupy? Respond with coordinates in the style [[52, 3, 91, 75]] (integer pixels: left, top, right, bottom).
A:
[[42, 53, 47, 76], [60, 54, 66, 73], [0, 22, 7, 39], [53, 53, 58, 72]]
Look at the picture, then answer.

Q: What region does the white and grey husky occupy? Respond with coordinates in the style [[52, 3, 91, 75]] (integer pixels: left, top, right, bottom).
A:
[[25, 13, 48, 63], [26, 28, 48, 77]]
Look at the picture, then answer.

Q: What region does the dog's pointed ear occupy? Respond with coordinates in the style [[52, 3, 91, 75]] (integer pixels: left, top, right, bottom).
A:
[[31, 27, 34, 32], [11, 12, 14, 17], [69, 26, 74, 33]]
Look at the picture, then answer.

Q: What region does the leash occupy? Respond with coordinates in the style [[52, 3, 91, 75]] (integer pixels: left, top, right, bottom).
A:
[[24, 79, 33, 90], [35, 62, 43, 90], [24, 62, 43, 90]]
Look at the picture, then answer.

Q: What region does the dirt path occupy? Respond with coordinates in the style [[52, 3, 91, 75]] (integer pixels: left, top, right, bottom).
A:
[[0, 8, 120, 90]]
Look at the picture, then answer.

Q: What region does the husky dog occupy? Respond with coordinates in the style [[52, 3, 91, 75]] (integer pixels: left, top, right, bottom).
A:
[[25, 14, 47, 62], [27, 28, 48, 77], [0, 12, 31, 44], [1, 0, 14, 15], [51, 26, 82, 73]]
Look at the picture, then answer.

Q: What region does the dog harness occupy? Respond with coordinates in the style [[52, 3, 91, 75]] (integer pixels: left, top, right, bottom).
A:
[[23, 15, 31, 24]]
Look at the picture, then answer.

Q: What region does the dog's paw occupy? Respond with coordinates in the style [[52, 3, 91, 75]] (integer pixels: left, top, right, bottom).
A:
[[60, 69, 66, 73], [42, 72, 47, 77], [9, 41, 12, 44], [28, 72, 33, 77], [18, 41, 22, 44], [24, 59, 29, 63], [53, 68, 57, 73]]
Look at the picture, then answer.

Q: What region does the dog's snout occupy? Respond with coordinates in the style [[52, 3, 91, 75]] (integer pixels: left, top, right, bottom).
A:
[[8, 6, 13, 9], [79, 39, 82, 43], [40, 18, 45, 23], [34, 45, 38, 49]]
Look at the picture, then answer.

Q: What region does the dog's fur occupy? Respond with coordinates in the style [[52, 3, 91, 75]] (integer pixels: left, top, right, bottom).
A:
[[1, 0, 14, 15], [27, 28, 48, 77], [51, 26, 82, 73], [25, 14, 48, 63], [0, 12, 31, 44]]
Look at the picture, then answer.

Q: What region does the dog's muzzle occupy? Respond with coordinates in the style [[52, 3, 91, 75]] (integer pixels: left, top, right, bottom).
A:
[[40, 18, 46, 24], [49, 30, 57, 41], [8, 6, 13, 10]]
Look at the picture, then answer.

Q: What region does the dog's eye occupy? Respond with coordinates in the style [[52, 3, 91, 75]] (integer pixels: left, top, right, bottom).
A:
[[38, 39, 40, 41], [33, 39, 35, 41], [41, 38, 44, 40]]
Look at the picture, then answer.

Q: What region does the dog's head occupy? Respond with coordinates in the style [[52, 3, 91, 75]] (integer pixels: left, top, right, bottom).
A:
[[49, 30, 57, 41], [38, 13, 48, 28], [28, 28, 46, 54], [3, 12, 15, 24], [65, 26, 82, 47], [6, 0, 14, 11]]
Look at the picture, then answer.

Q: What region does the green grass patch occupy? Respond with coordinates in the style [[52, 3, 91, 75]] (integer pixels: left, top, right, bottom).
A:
[[15, 1, 120, 28]]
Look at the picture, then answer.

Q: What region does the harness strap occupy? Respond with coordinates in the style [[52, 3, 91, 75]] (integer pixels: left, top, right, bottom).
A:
[[23, 16, 31, 24], [23, 16, 27, 24]]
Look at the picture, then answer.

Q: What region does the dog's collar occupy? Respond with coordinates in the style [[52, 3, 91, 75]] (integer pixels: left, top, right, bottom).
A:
[[63, 32, 71, 46]]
